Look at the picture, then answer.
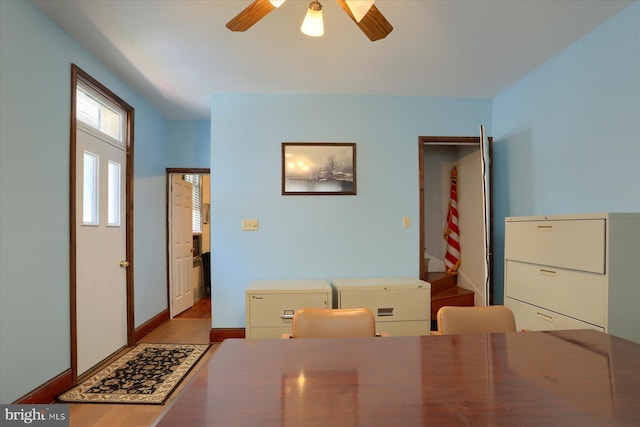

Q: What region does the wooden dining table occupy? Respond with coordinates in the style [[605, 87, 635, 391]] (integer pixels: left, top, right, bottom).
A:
[[155, 329, 640, 426]]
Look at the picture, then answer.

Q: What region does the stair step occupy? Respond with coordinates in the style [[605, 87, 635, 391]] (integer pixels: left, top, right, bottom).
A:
[[431, 286, 475, 320], [426, 271, 457, 294]]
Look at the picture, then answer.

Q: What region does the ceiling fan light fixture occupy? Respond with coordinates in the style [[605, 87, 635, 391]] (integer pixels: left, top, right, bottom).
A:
[[345, 0, 374, 23], [300, 1, 324, 37], [269, 0, 286, 7]]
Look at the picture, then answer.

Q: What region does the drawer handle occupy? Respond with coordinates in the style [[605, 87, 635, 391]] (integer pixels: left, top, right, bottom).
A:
[[539, 269, 557, 277], [536, 225, 553, 231], [536, 312, 553, 322], [281, 309, 295, 320], [378, 307, 394, 317]]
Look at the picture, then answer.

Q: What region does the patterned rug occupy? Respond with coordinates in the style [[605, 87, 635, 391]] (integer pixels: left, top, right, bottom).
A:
[[58, 343, 210, 404]]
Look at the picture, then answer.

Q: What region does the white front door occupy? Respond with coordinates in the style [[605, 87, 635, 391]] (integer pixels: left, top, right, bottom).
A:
[[170, 175, 194, 317], [76, 127, 128, 374]]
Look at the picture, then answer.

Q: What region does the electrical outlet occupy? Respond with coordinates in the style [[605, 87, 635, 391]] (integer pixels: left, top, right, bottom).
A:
[[242, 219, 259, 231]]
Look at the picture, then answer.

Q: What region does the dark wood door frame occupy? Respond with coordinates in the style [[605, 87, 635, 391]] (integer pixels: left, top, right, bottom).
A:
[[69, 64, 135, 383], [418, 136, 494, 304]]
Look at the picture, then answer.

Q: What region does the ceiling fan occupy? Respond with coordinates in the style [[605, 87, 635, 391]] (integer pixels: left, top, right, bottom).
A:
[[226, 0, 393, 41]]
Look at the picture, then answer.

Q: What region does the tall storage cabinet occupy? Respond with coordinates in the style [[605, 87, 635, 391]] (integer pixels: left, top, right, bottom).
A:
[[504, 213, 640, 343], [332, 277, 431, 336], [246, 280, 332, 339]]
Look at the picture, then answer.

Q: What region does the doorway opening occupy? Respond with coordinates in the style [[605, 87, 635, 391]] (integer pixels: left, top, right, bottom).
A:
[[419, 135, 493, 325], [166, 168, 211, 319]]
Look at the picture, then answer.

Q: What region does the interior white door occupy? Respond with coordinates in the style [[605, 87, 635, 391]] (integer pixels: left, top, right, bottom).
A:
[[76, 127, 127, 374], [170, 175, 194, 317], [479, 124, 491, 306]]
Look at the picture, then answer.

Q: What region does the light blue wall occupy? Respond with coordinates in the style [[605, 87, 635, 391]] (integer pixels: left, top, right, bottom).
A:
[[167, 120, 211, 168], [210, 94, 491, 327], [0, 0, 168, 403], [491, 2, 640, 304], [131, 108, 170, 325]]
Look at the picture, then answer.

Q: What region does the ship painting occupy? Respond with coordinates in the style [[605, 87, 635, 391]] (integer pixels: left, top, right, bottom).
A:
[[282, 143, 356, 195]]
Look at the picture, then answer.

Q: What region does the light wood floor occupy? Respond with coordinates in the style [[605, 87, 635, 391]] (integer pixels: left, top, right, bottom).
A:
[[67, 299, 217, 427]]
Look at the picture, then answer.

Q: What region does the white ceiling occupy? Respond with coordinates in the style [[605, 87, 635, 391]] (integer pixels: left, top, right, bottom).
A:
[[34, 0, 633, 120]]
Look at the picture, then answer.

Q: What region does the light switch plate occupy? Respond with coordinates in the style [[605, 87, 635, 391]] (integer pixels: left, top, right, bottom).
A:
[[402, 216, 411, 228], [242, 219, 259, 231]]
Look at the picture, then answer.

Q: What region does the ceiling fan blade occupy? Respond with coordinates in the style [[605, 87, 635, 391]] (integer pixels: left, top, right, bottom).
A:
[[336, 0, 393, 41], [226, 0, 276, 32]]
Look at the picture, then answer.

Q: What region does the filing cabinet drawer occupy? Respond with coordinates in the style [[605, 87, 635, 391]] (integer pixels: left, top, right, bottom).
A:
[[248, 292, 330, 328], [506, 297, 604, 332], [505, 219, 605, 273], [505, 260, 606, 326], [339, 288, 430, 322]]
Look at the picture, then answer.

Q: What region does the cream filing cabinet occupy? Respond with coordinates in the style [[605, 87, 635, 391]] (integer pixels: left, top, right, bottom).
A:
[[504, 213, 640, 343], [332, 277, 431, 336], [245, 279, 332, 339]]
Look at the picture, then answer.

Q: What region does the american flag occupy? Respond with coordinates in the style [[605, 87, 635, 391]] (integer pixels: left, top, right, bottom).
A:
[[444, 166, 460, 275]]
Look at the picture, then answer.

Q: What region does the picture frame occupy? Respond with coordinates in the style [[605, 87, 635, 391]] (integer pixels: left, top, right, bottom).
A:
[[282, 142, 357, 195]]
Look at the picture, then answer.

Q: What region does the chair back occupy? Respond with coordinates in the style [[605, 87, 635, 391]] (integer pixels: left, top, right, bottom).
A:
[[292, 307, 377, 338], [437, 305, 516, 335]]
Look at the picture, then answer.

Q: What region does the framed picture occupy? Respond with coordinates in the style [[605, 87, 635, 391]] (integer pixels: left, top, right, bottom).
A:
[[282, 143, 356, 195]]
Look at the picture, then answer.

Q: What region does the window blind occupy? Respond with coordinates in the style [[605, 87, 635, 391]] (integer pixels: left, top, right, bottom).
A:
[[184, 174, 202, 233]]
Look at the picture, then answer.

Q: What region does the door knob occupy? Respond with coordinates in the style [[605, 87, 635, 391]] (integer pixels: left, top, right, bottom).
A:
[[119, 260, 130, 268]]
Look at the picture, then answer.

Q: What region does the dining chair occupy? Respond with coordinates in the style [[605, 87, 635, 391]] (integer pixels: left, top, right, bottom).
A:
[[282, 307, 387, 338], [435, 305, 517, 335]]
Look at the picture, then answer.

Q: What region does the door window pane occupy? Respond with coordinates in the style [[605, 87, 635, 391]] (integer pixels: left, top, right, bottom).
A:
[[83, 151, 99, 225], [76, 83, 124, 143], [108, 161, 121, 226]]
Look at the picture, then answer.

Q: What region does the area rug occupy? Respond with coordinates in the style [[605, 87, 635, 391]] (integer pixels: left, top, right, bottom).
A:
[[58, 343, 210, 404]]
